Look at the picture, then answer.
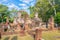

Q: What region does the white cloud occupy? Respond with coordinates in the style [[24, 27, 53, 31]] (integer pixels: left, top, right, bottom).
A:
[[8, 3, 20, 10], [22, 6, 29, 9], [19, 3, 29, 9], [8, 4, 15, 8], [19, 0, 33, 4], [30, 2, 35, 6], [8, 3, 29, 10], [19, 4, 26, 6]]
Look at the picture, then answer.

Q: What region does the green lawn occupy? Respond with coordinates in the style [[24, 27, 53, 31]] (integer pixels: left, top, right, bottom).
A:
[[42, 30, 60, 40], [1, 33, 34, 40], [1, 30, 60, 40]]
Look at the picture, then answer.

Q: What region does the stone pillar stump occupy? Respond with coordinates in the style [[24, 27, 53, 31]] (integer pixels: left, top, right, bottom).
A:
[[35, 29, 42, 40], [49, 16, 54, 30], [24, 23, 30, 31]]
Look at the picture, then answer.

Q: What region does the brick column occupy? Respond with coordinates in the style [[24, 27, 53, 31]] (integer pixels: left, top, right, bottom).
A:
[[49, 16, 54, 30], [35, 29, 42, 40], [17, 23, 21, 31], [24, 23, 29, 31], [0, 31, 1, 39]]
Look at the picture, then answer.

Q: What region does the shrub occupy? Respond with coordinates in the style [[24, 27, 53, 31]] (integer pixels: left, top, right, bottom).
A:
[[54, 12, 60, 27]]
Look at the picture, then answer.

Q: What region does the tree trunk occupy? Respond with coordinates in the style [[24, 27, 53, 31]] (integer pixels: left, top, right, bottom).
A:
[[46, 21, 48, 28]]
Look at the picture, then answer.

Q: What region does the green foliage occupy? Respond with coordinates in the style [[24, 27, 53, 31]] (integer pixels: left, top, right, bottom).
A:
[[0, 4, 15, 23], [29, 6, 37, 13], [11, 8, 18, 13], [0, 4, 8, 13], [9, 18, 14, 23], [54, 12, 60, 25], [20, 10, 28, 19], [42, 7, 55, 22], [29, 6, 36, 18], [30, 0, 59, 22], [0, 17, 2, 23], [30, 13, 35, 18], [0, 4, 9, 23], [0, 14, 8, 23], [29, 0, 60, 27], [21, 11, 27, 15], [35, 0, 51, 22]]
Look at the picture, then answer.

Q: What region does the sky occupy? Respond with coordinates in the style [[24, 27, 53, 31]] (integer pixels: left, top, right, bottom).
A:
[[0, 0, 36, 13]]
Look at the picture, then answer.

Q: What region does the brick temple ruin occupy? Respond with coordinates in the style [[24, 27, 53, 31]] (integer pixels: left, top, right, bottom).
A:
[[0, 10, 56, 40]]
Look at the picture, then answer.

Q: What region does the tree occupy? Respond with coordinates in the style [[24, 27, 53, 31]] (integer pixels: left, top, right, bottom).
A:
[[9, 8, 18, 18], [0, 4, 13, 23], [29, 6, 36, 18], [9, 17, 14, 23], [18, 10, 29, 21], [33, 0, 60, 28], [30, 13, 35, 18], [48, 0, 56, 15], [54, 12, 60, 27], [0, 4, 8, 13], [34, 0, 52, 28], [55, 0, 60, 12], [0, 4, 9, 23]]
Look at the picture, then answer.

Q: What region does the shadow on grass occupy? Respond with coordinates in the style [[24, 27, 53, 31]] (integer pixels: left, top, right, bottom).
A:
[[4, 36, 10, 40], [11, 36, 17, 40]]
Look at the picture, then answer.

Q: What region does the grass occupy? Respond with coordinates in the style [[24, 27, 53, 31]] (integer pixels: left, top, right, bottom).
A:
[[1, 33, 34, 40], [11, 36, 17, 40], [42, 30, 60, 40], [4, 36, 10, 40], [1, 30, 60, 40]]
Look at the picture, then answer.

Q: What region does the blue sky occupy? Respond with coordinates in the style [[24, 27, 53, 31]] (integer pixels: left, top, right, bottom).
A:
[[0, 0, 36, 13]]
